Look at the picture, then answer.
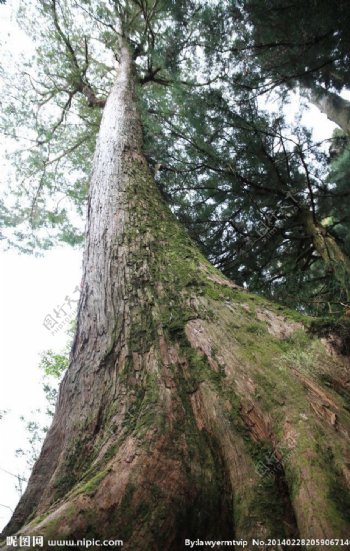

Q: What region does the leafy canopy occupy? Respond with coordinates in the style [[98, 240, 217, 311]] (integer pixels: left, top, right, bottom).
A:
[[1, 0, 350, 314]]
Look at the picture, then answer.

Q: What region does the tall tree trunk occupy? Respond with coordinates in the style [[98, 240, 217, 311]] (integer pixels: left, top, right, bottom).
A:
[[2, 44, 350, 550], [302, 83, 350, 135], [300, 208, 350, 300]]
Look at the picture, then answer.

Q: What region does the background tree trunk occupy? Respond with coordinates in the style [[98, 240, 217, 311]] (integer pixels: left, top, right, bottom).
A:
[[303, 84, 350, 135], [2, 44, 350, 551], [300, 209, 350, 300]]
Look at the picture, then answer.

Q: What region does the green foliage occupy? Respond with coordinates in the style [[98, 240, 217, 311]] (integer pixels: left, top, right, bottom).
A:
[[13, 326, 72, 493], [15, 412, 47, 483], [2, 0, 350, 315], [39, 349, 68, 415], [234, 0, 350, 93], [39, 337, 71, 415], [39, 350, 68, 379], [146, 80, 350, 313]]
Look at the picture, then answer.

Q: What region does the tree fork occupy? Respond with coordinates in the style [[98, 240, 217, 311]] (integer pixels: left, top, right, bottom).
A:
[[2, 43, 350, 550]]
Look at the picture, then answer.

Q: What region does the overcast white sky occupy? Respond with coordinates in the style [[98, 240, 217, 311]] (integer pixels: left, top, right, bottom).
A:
[[0, 248, 82, 529], [0, 2, 82, 530], [0, 0, 343, 534]]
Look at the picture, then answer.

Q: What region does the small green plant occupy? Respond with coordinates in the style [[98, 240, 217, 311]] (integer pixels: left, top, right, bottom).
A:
[[280, 330, 321, 374]]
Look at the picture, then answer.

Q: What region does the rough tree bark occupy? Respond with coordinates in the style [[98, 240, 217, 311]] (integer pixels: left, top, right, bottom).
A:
[[302, 84, 350, 135], [2, 44, 350, 551]]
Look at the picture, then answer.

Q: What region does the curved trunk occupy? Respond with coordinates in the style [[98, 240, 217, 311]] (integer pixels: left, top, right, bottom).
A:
[[300, 209, 350, 300], [2, 46, 350, 550], [302, 83, 350, 135]]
